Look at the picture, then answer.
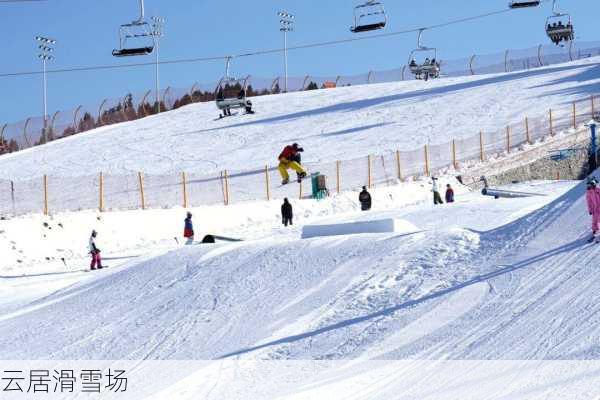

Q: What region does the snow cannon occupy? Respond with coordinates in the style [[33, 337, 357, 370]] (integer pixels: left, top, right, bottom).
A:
[[481, 188, 546, 199]]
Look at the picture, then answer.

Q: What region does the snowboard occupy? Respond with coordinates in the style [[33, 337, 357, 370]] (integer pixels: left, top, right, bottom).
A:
[[278, 173, 308, 187], [215, 111, 239, 120]]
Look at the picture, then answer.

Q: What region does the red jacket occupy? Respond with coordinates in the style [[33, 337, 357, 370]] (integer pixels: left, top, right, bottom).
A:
[[279, 145, 298, 161]]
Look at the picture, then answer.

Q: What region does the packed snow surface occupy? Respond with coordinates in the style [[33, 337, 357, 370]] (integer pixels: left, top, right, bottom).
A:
[[0, 57, 599, 180], [1, 175, 599, 398]]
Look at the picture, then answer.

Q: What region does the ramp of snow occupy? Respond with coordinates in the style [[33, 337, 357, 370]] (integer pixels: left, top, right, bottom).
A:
[[301, 218, 418, 239]]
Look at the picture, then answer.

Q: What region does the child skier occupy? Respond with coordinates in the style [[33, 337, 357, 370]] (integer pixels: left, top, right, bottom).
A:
[[278, 143, 307, 185], [445, 184, 455, 203], [89, 230, 103, 270], [586, 177, 600, 242], [184, 212, 194, 245]]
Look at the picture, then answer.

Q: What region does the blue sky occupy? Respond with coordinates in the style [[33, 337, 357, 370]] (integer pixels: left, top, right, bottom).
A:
[[0, 0, 597, 123]]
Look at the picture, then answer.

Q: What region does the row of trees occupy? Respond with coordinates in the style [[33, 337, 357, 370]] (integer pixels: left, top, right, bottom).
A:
[[1, 79, 337, 155], [0, 136, 19, 154]]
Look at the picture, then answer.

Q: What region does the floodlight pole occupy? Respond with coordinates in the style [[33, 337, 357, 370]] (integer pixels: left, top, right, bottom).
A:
[[279, 11, 294, 93], [155, 40, 160, 113], [42, 57, 47, 135], [36, 35, 56, 144], [284, 30, 288, 92], [590, 122, 598, 171], [152, 16, 164, 114]]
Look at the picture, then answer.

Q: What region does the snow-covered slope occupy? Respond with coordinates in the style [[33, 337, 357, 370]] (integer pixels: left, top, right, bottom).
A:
[[1, 57, 599, 180], [2, 174, 599, 398], [1, 177, 596, 362], [2, 54, 600, 400]]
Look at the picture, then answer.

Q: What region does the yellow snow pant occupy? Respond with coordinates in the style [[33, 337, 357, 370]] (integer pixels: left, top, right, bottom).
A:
[[278, 159, 306, 180]]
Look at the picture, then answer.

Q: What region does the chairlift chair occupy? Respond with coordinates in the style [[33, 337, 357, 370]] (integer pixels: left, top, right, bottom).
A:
[[112, 0, 155, 57], [350, 1, 387, 33], [408, 29, 440, 81], [508, 1, 540, 9], [214, 57, 254, 116], [545, 0, 574, 45]]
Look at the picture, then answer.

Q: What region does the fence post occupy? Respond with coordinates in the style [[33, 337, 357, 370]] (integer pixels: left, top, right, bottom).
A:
[[182, 172, 188, 208], [424, 145, 430, 176], [452, 140, 457, 170], [367, 155, 372, 188], [336, 160, 341, 194], [592, 96, 596, 120], [220, 172, 227, 205], [224, 170, 230, 205], [99, 172, 104, 212], [506, 126, 511, 153], [396, 150, 402, 181], [525, 117, 531, 145], [10, 180, 15, 215], [138, 172, 146, 210], [43, 175, 48, 216], [549, 109, 554, 136], [479, 131, 485, 162], [573, 102, 577, 129], [264, 166, 270, 201]]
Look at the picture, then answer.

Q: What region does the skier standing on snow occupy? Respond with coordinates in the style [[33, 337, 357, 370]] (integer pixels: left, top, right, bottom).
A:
[[432, 177, 444, 205], [89, 230, 104, 270], [359, 186, 372, 211], [281, 198, 293, 227], [445, 184, 455, 203], [278, 143, 307, 185], [586, 177, 600, 241], [184, 212, 195, 245]]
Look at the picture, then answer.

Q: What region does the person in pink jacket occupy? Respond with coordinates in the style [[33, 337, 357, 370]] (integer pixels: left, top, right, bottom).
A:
[[586, 177, 600, 239]]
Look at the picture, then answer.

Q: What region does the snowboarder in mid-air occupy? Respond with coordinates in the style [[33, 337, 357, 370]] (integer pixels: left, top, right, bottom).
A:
[[359, 186, 372, 211], [89, 230, 104, 270], [184, 212, 195, 245], [278, 143, 307, 185], [281, 198, 293, 227], [586, 177, 600, 243]]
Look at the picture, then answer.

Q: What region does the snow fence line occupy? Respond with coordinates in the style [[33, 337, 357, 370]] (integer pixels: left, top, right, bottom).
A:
[[0, 95, 596, 217], [2, 40, 599, 152]]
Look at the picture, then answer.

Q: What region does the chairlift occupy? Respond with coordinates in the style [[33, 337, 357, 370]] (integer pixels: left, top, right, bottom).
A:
[[214, 57, 254, 117], [350, 1, 387, 33], [508, 1, 540, 9], [545, 0, 574, 45], [408, 29, 440, 81], [112, 0, 155, 57]]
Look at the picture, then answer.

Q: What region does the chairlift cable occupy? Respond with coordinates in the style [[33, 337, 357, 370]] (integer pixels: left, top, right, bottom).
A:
[[0, 5, 546, 79]]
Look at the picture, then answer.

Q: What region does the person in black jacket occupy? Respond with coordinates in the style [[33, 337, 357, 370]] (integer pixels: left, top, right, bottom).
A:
[[359, 186, 372, 211], [281, 198, 293, 227]]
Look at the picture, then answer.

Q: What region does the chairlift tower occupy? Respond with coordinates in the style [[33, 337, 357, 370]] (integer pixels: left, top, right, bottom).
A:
[[36, 35, 56, 144], [151, 16, 165, 113], [278, 10, 294, 93]]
